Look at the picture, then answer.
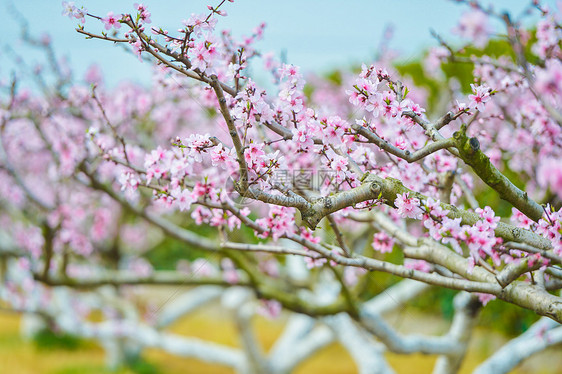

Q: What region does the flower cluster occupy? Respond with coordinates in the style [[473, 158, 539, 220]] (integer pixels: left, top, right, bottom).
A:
[[452, 10, 492, 48], [371, 231, 394, 253], [255, 206, 296, 241], [395, 192, 423, 219], [61, 1, 87, 24]]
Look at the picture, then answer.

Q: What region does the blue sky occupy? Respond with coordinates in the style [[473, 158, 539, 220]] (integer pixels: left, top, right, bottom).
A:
[[0, 0, 558, 88]]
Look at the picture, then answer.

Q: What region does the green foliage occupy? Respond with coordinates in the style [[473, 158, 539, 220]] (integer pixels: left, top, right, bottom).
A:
[[52, 366, 117, 374], [52, 359, 159, 374], [124, 356, 159, 374], [407, 287, 539, 336], [145, 214, 260, 270], [145, 234, 210, 271], [410, 287, 456, 320], [229, 212, 262, 244], [394, 61, 442, 112], [394, 36, 535, 114], [325, 70, 343, 86], [478, 299, 540, 337], [33, 329, 85, 351], [359, 243, 405, 301], [303, 83, 315, 101], [52, 365, 129, 374]]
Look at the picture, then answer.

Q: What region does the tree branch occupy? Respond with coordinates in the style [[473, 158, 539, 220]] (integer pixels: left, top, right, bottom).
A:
[[210, 75, 249, 190], [473, 317, 562, 374], [352, 122, 456, 163], [433, 292, 481, 374], [33, 271, 243, 289], [453, 127, 543, 221]]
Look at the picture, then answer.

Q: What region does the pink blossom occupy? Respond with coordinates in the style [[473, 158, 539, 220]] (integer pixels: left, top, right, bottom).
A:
[[422, 198, 449, 240], [255, 206, 295, 241], [191, 42, 210, 72], [134, 3, 151, 24], [257, 299, 282, 319], [301, 228, 321, 245], [304, 255, 328, 269], [180, 134, 213, 163], [91, 208, 112, 241], [221, 258, 239, 284], [131, 39, 143, 60], [381, 95, 399, 118], [62, 1, 87, 24], [537, 158, 562, 199], [191, 206, 212, 225], [288, 97, 303, 113], [404, 259, 431, 273], [455, 100, 468, 113], [169, 158, 191, 179], [329, 155, 348, 173], [322, 116, 348, 145], [394, 136, 407, 150], [372, 232, 394, 253], [453, 10, 492, 48], [365, 92, 383, 118], [191, 181, 216, 200], [409, 102, 426, 116], [101, 12, 122, 30], [468, 84, 492, 111], [425, 198, 449, 219], [183, 13, 216, 36], [424, 218, 442, 240], [128, 258, 153, 277], [84, 64, 102, 85], [343, 267, 367, 286], [476, 206, 500, 230], [210, 211, 227, 227], [510, 208, 534, 230], [172, 188, 194, 212], [118, 172, 140, 193], [424, 46, 449, 73], [292, 125, 314, 151], [244, 143, 265, 168], [61, 1, 76, 18], [191, 258, 215, 277], [535, 60, 562, 98], [395, 192, 423, 219], [210, 143, 236, 170], [278, 64, 300, 82], [476, 293, 496, 306], [533, 17, 561, 58]]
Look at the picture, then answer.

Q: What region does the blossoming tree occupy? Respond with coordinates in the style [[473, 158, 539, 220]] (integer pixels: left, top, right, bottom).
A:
[[1, 1, 562, 373]]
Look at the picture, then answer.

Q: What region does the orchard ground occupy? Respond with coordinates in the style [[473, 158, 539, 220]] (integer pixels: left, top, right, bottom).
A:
[[0, 287, 560, 374]]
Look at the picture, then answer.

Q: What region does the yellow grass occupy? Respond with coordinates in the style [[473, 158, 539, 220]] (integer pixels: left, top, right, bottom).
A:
[[0, 305, 560, 374]]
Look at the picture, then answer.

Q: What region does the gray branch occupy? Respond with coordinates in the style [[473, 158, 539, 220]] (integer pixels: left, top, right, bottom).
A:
[[473, 318, 562, 374], [453, 128, 544, 221], [433, 292, 481, 374], [352, 123, 456, 163], [156, 287, 223, 329], [326, 314, 395, 374]]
